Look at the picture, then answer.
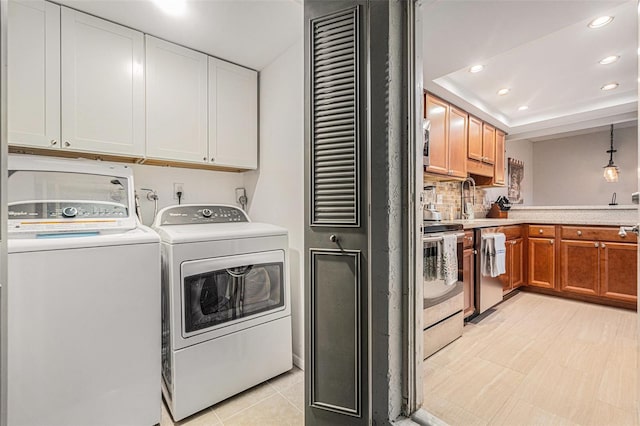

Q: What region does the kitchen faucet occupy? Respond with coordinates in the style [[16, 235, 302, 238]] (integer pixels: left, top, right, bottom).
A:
[[461, 177, 476, 219]]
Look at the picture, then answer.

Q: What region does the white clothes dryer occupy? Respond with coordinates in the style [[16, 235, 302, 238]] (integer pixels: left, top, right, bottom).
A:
[[6, 155, 161, 426], [153, 204, 292, 421]]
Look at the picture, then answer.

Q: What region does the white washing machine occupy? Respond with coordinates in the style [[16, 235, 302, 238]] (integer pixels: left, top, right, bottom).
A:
[[6, 155, 161, 426], [152, 204, 292, 421]]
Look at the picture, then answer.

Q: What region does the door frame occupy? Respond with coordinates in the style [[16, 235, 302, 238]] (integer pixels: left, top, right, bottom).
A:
[[0, 0, 8, 424]]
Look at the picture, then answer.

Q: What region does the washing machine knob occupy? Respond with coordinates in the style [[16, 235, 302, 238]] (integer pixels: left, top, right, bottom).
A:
[[202, 208, 213, 218], [62, 206, 78, 218]]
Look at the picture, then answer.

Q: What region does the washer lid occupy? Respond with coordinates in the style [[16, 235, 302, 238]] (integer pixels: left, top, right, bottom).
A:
[[154, 222, 287, 244]]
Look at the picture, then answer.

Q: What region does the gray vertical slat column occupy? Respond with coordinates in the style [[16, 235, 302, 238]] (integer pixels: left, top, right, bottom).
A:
[[0, 0, 8, 425]]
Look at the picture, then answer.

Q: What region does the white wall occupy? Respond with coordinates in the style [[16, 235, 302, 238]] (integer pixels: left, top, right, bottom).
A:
[[244, 39, 304, 368], [532, 125, 637, 205], [131, 163, 244, 226], [483, 138, 534, 205]]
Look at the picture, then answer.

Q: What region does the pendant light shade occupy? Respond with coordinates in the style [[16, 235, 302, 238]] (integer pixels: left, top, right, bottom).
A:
[[603, 124, 619, 182]]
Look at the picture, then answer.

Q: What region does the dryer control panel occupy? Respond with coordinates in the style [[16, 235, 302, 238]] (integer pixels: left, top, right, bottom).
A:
[[156, 205, 250, 225]]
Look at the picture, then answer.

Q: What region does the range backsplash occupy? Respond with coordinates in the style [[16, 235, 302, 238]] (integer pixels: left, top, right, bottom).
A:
[[423, 180, 490, 220]]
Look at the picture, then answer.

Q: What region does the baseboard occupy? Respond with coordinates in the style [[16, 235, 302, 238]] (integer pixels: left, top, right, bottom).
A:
[[293, 353, 304, 370]]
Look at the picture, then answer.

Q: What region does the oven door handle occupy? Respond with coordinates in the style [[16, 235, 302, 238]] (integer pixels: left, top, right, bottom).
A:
[[422, 232, 465, 243]]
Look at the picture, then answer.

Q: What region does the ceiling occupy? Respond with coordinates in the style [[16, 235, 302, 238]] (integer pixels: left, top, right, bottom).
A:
[[422, 0, 638, 140], [56, 0, 302, 71]]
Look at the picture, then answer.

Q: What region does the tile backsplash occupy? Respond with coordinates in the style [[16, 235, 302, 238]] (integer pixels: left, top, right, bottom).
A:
[[424, 180, 490, 220]]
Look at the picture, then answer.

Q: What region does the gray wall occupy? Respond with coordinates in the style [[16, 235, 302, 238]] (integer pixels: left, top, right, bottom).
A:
[[532, 126, 637, 206], [485, 138, 534, 206]]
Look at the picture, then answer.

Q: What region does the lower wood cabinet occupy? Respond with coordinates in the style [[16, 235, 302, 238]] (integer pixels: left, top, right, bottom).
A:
[[502, 237, 524, 292], [527, 237, 556, 289], [561, 238, 637, 303], [463, 247, 475, 318]]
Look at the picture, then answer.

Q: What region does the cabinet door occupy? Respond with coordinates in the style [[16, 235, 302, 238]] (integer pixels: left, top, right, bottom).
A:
[[501, 242, 512, 291], [467, 115, 482, 161], [494, 130, 505, 185], [448, 106, 467, 178], [600, 242, 637, 303], [424, 94, 449, 175], [527, 238, 555, 289], [482, 123, 495, 164], [8, 0, 60, 148], [559, 240, 599, 296], [146, 36, 208, 163], [209, 58, 258, 169], [511, 238, 524, 288], [61, 8, 144, 156], [463, 248, 475, 318]]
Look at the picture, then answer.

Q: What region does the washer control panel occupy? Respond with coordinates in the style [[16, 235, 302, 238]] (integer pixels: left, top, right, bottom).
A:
[[157, 205, 249, 225], [8, 201, 128, 220]]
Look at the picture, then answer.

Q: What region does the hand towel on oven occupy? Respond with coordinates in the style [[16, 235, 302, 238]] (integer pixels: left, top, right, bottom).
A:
[[439, 233, 458, 286]]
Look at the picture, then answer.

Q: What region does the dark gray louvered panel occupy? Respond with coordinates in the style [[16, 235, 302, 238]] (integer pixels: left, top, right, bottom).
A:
[[311, 8, 359, 227]]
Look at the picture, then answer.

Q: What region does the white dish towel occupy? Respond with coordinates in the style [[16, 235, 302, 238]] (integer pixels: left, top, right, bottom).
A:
[[440, 233, 458, 286], [493, 233, 506, 277], [482, 233, 507, 277]]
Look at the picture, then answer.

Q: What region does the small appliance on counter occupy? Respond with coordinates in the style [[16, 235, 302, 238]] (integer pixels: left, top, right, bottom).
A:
[[487, 195, 511, 218], [423, 185, 442, 221]]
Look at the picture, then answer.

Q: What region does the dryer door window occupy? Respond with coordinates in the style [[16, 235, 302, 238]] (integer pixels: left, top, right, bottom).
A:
[[181, 250, 285, 336]]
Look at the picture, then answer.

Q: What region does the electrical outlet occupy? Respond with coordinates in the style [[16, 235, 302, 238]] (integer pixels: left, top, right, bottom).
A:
[[235, 187, 246, 204], [173, 183, 184, 200]]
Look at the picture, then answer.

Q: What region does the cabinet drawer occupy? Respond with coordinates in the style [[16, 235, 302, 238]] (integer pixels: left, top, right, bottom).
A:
[[528, 225, 556, 238], [501, 225, 522, 240], [561, 226, 637, 243], [463, 230, 474, 249]]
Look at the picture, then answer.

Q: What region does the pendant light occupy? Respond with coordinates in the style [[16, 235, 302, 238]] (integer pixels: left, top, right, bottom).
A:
[[603, 124, 619, 182]]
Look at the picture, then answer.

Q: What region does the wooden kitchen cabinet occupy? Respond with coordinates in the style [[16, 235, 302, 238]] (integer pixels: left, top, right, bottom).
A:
[[467, 115, 483, 162], [462, 230, 475, 317], [145, 35, 208, 163], [527, 237, 556, 289], [482, 123, 496, 165], [494, 130, 506, 186], [424, 93, 467, 178], [8, 0, 60, 149], [559, 226, 637, 303], [503, 237, 524, 291], [208, 57, 258, 170], [61, 8, 145, 156]]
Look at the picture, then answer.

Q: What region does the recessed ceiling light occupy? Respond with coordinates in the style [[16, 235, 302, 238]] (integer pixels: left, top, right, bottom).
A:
[[469, 65, 484, 73], [497, 88, 510, 96], [151, 0, 186, 16], [588, 16, 614, 28], [518, 105, 529, 111], [601, 82, 619, 91], [599, 55, 620, 65]]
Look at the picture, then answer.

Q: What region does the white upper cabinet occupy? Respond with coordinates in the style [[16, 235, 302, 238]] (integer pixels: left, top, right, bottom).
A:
[[145, 36, 208, 163], [208, 58, 258, 170], [8, 0, 60, 149], [61, 7, 145, 156]]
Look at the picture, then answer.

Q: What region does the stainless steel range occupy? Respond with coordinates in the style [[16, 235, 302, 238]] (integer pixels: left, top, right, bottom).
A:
[[422, 222, 464, 358]]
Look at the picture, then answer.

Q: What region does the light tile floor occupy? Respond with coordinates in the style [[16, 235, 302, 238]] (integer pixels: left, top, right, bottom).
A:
[[161, 367, 304, 426], [423, 291, 640, 426]]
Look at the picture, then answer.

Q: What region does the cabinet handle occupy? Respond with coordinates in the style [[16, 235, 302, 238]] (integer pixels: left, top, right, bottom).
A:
[[549, 240, 554, 245], [601, 243, 606, 249], [50, 139, 57, 146], [203, 157, 207, 161], [539, 229, 543, 234], [210, 157, 215, 162], [577, 230, 582, 236], [594, 242, 599, 248], [64, 141, 70, 147]]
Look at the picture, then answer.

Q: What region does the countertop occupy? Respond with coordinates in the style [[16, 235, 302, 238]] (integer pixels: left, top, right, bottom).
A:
[[442, 218, 636, 229]]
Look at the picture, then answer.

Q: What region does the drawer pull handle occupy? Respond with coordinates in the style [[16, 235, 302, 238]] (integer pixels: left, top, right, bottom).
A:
[[601, 243, 606, 249], [539, 229, 543, 234], [550, 240, 554, 245], [577, 230, 582, 236], [595, 242, 599, 248]]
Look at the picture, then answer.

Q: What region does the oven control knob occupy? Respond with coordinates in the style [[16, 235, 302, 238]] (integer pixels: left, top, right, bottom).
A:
[[62, 206, 78, 218], [202, 208, 213, 218]]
